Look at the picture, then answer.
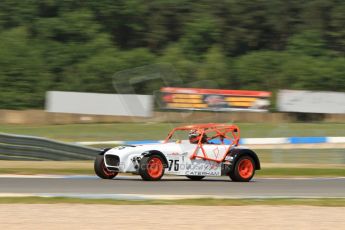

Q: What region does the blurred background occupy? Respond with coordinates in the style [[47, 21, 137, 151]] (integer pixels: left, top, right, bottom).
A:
[[0, 0, 344, 172], [0, 0, 344, 108]]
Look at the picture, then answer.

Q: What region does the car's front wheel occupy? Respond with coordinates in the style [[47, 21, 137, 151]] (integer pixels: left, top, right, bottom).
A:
[[229, 156, 255, 182], [139, 155, 165, 181], [94, 154, 118, 179]]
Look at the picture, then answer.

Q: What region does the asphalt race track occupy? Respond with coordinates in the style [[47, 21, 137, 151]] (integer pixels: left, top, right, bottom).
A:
[[0, 175, 344, 198]]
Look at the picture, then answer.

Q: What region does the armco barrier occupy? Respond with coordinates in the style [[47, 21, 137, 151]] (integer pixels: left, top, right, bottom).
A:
[[0, 133, 99, 160]]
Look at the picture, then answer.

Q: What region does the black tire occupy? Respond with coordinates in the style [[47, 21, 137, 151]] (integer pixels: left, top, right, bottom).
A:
[[229, 156, 255, 182], [94, 154, 118, 179], [186, 176, 205, 181], [139, 155, 165, 181]]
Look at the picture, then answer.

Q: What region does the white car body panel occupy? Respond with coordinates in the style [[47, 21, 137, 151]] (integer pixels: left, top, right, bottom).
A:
[[104, 140, 233, 176]]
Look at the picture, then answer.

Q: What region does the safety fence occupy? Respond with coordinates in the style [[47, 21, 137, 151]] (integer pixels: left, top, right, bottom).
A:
[[0, 133, 99, 161]]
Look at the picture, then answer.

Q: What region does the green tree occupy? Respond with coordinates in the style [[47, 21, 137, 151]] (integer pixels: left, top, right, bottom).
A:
[[0, 0, 344, 109], [160, 43, 198, 83], [198, 46, 229, 87], [0, 27, 49, 108], [327, 2, 345, 53], [287, 30, 327, 56], [233, 51, 286, 90], [181, 13, 220, 59]]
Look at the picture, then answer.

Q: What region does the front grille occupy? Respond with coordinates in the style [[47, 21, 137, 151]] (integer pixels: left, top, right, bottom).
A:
[[105, 155, 120, 167]]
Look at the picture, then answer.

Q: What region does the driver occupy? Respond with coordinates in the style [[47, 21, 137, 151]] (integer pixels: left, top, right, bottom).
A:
[[189, 130, 208, 144]]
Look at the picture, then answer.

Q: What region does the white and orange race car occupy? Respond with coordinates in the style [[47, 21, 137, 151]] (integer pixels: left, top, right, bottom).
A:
[[94, 123, 260, 182]]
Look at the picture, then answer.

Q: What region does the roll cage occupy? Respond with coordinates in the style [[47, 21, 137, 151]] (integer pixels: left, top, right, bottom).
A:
[[164, 123, 240, 163]]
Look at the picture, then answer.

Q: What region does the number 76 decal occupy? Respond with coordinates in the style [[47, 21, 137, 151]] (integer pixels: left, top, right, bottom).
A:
[[168, 160, 179, 171]]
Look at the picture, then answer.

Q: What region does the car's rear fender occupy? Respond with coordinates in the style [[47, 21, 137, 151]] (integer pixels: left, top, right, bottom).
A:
[[227, 148, 261, 170], [141, 150, 169, 168]]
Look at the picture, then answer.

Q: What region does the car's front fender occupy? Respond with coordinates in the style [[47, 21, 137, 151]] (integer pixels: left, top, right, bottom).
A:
[[141, 150, 169, 168]]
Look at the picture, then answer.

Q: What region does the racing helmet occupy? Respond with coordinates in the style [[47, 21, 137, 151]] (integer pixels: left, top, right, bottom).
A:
[[189, 130, 207, 144]]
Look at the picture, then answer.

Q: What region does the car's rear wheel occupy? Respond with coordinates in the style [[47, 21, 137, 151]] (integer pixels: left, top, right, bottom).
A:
[[94, 154, 118, 179], [186, 176, 205, 181], [229, 156, 255, 182], [139, 155, 165, 181]]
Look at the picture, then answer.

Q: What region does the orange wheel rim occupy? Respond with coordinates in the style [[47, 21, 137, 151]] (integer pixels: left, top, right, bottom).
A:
[[147, 157, 163, 179], [238, 159, 254, 179]]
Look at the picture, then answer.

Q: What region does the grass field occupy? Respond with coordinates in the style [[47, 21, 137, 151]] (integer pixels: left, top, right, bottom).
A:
[[255, 149, 345, 164], [1, 122, 344, 142]]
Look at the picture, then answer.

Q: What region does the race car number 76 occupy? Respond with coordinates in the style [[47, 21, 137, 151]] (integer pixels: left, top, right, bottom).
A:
[[168, 159, 179, 171]]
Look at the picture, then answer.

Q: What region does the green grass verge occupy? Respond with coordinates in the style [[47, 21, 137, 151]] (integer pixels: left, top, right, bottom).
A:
[[1, 122, 344, 141], [0, 197, 344, 206], [0, 160, 93, 175], [256, 149, 345, 164], [256, 168, 345, 177], [0, 168, 94, 175]]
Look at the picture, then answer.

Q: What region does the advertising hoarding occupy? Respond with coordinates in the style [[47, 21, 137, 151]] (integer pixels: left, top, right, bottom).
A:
[[160, 87, 271, 112], [278, 90, 345, 114], [46, 91, 153, 117]]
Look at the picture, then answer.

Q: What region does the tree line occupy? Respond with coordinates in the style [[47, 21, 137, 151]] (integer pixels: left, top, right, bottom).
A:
[[0, 0, 344, 109]]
